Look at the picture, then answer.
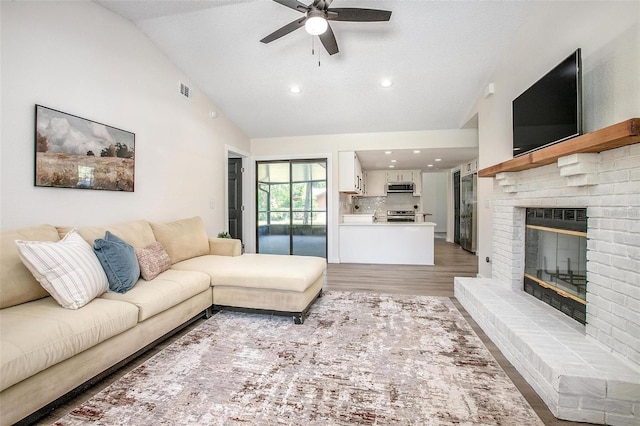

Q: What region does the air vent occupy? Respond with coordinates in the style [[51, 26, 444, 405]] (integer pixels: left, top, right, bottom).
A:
[[179, 81, 192, 99]]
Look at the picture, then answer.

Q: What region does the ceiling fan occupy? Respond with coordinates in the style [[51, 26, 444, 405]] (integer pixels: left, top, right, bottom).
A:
[[260, 0, 392, 55]]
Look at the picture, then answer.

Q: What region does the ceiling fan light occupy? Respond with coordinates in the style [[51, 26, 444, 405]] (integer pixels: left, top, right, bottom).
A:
[[305, 15, 328, 35]]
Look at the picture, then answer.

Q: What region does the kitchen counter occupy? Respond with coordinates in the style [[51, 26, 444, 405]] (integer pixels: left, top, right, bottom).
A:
[[339, 222, 436, 226], [339, 222, 436, 265]]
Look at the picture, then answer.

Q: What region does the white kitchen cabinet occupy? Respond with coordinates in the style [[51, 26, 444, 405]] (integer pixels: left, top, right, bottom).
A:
[[339, 222, 436, 265], [412, 171, 422, 196], [385, 169, 421, 195], [461, 158, 479, 177], [339, 151, 363, 194], [363, 170, 386, 196], [385, 170, 415, 183]]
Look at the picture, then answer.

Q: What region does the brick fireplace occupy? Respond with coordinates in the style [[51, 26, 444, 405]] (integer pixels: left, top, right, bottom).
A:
[[524, 207, 588, 324], [455, 120, 640, 425]]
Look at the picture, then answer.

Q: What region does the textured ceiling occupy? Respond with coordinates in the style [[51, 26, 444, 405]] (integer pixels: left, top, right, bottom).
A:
[[95, 0, 531, 170]]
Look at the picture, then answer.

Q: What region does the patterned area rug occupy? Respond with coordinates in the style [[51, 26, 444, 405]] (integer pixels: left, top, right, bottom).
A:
[[53, 292, 543, 425]]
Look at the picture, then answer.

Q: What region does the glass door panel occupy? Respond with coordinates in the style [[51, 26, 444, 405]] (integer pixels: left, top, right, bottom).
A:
[[257, 162, 291, 255], [257, 159, 327, 257]]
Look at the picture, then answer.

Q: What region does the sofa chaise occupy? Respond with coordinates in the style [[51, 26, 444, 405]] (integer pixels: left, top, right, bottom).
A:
[[0, 216, 326, 425]]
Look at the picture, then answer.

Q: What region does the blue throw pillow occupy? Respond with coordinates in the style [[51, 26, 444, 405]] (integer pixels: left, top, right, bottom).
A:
[[94, 231, 140, 293]]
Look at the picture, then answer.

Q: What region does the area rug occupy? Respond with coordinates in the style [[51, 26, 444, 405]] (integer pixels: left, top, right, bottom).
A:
[[52, 292, 543, 425]]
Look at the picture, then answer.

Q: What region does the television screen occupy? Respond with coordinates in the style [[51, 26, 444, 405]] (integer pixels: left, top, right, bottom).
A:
[[512, 49, 582, 157]]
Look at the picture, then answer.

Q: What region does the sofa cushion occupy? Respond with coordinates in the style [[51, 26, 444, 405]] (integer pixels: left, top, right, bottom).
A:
[[94, 231, 140, 293], [135, 242, 172, 281], [0, 297, 138, 392], [58, 220, 156, 249], [173, 253, 327, 293], [150, 216, 209, 264], [100, 269, 211, 322], [0, 225, 59, 308], [15, 229, 108, 309]]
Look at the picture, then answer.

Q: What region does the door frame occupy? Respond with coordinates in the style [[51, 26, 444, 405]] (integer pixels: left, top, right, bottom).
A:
[[253, 152, 334, 261], [225, 145, 253, 252]]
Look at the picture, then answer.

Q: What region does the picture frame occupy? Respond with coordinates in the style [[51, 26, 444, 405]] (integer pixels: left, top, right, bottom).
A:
[[34, 105, 135, 192]]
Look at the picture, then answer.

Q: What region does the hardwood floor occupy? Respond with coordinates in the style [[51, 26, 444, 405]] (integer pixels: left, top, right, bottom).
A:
[[326, 238, 478, 297], [34, 239, 585, 425]]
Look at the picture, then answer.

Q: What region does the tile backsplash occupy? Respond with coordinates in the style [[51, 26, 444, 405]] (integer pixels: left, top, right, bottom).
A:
[[352, 193, 420, 216]]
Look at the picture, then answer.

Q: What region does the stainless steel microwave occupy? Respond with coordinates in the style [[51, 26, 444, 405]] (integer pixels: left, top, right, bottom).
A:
[[386, 182, 414, 193]]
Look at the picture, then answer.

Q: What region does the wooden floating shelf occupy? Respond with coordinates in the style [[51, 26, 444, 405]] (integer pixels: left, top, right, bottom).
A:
[[478, 118, 640, 178]]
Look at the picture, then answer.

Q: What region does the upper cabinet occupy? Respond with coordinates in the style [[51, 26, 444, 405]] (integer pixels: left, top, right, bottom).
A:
[[340, 153, 423, 197], [338, 151, 363, 194], [413, 172, 422, 196], [385, 170, 415, 183], [385, 169, 421, 196], [461, 158, 479, 177], [364, 170, 387, 196]]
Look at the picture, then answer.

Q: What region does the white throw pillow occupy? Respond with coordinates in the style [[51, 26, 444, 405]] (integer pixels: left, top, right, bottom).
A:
[[15, 228, 109, 309]]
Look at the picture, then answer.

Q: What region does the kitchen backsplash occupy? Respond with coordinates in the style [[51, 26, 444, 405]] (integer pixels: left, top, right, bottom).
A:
[[352, 193, 420, 216]]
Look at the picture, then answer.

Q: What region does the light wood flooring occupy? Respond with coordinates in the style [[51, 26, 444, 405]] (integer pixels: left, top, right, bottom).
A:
[[34, 239, 585, 425]]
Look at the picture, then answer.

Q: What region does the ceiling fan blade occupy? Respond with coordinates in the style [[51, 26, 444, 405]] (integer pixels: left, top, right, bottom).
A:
[[314, 0, 332, 10], [260, 17, 307, 44], [272, 0, 309, 13], [327, 8, 392, 22], [319, 23, 339, 55]]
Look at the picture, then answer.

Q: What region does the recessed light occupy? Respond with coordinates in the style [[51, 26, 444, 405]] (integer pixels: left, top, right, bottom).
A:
[[391, 159, 397, 163], [385, 151, 392, 154], [380, 79, 393, 88], [413, 150, 421, 154], [289, 85, 301, 94], [435, 158, 442, 162], [389, 165, 395, 168]]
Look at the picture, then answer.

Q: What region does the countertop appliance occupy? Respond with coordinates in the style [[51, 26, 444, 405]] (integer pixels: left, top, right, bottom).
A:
[[386, 210, 416, 222], [386, 182, 414, 193]]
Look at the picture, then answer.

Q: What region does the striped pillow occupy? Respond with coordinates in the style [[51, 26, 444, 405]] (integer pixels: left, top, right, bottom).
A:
[[15, 229, 108, 309]]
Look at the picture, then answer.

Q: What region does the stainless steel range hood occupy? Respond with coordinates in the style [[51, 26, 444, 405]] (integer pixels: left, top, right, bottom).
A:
[[386, 182, 414, 193]]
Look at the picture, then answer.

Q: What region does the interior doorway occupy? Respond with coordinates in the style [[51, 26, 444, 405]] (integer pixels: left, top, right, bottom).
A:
[[256, 159, 327, 257], [228, 157, 243, 241]]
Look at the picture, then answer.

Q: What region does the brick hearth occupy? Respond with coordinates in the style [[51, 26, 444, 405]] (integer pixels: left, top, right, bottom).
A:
[[455, 141, 640, 425]]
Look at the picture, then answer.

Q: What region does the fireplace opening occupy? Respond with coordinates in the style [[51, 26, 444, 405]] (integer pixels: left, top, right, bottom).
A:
[[524, 208, 587, 324]]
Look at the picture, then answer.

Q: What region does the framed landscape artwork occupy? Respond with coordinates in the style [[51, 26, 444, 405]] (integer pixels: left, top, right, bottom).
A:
[[34, 105, 135, 192]]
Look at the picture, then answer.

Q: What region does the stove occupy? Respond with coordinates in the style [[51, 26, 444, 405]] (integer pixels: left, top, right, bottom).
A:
[[386, 210, 416, 222]]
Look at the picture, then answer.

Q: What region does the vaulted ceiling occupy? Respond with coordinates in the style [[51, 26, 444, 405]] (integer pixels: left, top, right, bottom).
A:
[[96, 0, 530, 141]]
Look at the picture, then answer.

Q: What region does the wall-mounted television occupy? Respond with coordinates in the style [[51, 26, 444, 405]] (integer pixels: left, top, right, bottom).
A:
[[512, 49, 582, 157]]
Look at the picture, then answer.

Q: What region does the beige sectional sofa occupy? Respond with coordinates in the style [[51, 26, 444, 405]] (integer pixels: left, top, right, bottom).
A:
[[0, 216, 326, 425]]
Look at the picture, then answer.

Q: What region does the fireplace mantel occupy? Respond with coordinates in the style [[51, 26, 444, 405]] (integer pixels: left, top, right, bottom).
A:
[[479, 118, 640, 177]]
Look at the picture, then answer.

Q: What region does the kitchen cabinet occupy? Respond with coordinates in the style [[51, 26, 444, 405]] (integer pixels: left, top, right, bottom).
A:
[[339, 151, 363, 194], [461, 158, 479, 177], [412, 172, 422, 196], [385, 169, 421, 196], [339, 222, 436, 265], [363, 170, 386, 196], [385, 170, 415, 183]]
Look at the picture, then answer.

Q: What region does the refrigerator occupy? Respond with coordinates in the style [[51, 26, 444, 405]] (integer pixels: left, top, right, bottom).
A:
[[460, 173, 477, 253]]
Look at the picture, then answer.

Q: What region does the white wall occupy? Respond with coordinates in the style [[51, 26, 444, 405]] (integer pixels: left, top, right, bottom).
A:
[[251, 129, 478, 262], [1, 2, 250, 235], [465, 1, 640, 278], [421, 172, 448, 233]]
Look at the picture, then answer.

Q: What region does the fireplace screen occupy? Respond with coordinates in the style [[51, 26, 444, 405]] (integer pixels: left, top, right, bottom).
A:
[[524, 208, 587, 323]]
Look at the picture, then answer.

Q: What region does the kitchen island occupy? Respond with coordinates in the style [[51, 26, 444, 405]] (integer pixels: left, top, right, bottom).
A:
[[339, 222, 436, 265]]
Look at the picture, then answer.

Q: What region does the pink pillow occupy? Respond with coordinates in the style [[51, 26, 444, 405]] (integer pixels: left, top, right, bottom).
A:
[[135, 242, 171, 281]]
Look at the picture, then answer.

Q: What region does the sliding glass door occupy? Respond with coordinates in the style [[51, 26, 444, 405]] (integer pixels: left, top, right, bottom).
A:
[[257, 159, 327, 257]]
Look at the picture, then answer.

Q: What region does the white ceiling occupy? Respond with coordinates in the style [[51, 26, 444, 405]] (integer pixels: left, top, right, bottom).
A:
[[96, 0, 531, 170]]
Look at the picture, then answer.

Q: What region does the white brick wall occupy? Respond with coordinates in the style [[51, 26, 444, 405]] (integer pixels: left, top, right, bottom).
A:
[[491, 144, 640, 367]]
